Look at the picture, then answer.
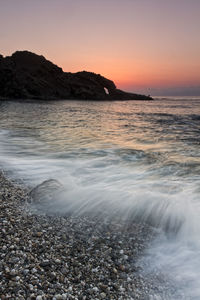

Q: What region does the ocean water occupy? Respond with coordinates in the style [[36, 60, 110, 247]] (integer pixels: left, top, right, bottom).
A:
[[0, 97, 200, 298]]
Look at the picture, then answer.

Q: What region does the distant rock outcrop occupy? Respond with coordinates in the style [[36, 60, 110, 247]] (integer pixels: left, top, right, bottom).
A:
[[0, 51, 153, 100]]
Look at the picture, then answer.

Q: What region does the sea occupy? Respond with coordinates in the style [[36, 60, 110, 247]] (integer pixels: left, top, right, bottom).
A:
[[0, 97, 200, 299]]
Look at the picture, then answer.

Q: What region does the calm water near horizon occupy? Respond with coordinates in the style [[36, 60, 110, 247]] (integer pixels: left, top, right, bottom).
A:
[[0, 97, 200, 298]]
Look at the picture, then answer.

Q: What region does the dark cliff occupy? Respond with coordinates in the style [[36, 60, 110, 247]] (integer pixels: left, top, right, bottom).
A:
[[0, 51, 153, 100]]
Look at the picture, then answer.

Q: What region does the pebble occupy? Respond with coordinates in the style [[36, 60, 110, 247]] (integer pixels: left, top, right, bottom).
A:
[[54, 294, 63, 300], [100, 292, 106, 299]]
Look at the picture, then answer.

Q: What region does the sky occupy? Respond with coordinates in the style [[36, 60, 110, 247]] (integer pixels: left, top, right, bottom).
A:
[[0, 0, 200, 96]]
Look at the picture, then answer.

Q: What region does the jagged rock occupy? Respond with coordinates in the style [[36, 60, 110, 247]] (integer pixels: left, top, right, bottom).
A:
[[29, 179, 63, 205], [0, 50, 153, 100]]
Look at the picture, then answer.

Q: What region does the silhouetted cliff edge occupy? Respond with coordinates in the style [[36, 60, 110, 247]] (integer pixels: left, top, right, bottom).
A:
[[0, 51, 153, 100]]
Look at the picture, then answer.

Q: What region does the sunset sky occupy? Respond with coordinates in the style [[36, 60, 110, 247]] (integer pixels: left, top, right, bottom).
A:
[[0, 0, 200, 96]]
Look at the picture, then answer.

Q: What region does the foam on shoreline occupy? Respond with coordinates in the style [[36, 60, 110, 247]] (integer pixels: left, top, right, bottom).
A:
[[0, 171, 184, 299]]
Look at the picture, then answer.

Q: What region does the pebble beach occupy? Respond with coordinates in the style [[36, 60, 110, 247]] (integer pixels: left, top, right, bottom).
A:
[[0, 171, 182, 300]]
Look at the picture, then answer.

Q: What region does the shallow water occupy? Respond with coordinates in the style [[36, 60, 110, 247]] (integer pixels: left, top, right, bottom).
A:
[[0, 97, 200, 298]]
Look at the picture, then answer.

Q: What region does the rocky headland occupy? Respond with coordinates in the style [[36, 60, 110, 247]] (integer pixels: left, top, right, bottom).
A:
[[0, 51, 153, 101]]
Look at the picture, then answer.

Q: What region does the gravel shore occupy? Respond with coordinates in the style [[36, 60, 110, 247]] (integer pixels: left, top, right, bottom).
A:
[[0, 171, 180, 300]]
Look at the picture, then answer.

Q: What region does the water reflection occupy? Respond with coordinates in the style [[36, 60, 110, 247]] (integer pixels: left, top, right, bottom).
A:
[[0, 99, 199, 157]]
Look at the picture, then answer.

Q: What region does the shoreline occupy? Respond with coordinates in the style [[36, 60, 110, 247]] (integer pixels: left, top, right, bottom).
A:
[[0, 97, 154, 102], [0, 171, 179, 299]]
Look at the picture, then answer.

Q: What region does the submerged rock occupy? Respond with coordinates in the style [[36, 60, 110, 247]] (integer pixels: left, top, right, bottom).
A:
[[0, 50, 153, 100], [29, 179, 63, 205]]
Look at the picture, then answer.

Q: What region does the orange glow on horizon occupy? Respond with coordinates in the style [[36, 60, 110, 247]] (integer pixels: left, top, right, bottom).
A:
[[1, 0, 199, 95], [59, 57, 200, 91]]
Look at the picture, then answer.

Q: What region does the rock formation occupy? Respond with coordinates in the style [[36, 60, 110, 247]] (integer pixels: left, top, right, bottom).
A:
[[29, 179, 63, 205], [0, 51, 153, 100]]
